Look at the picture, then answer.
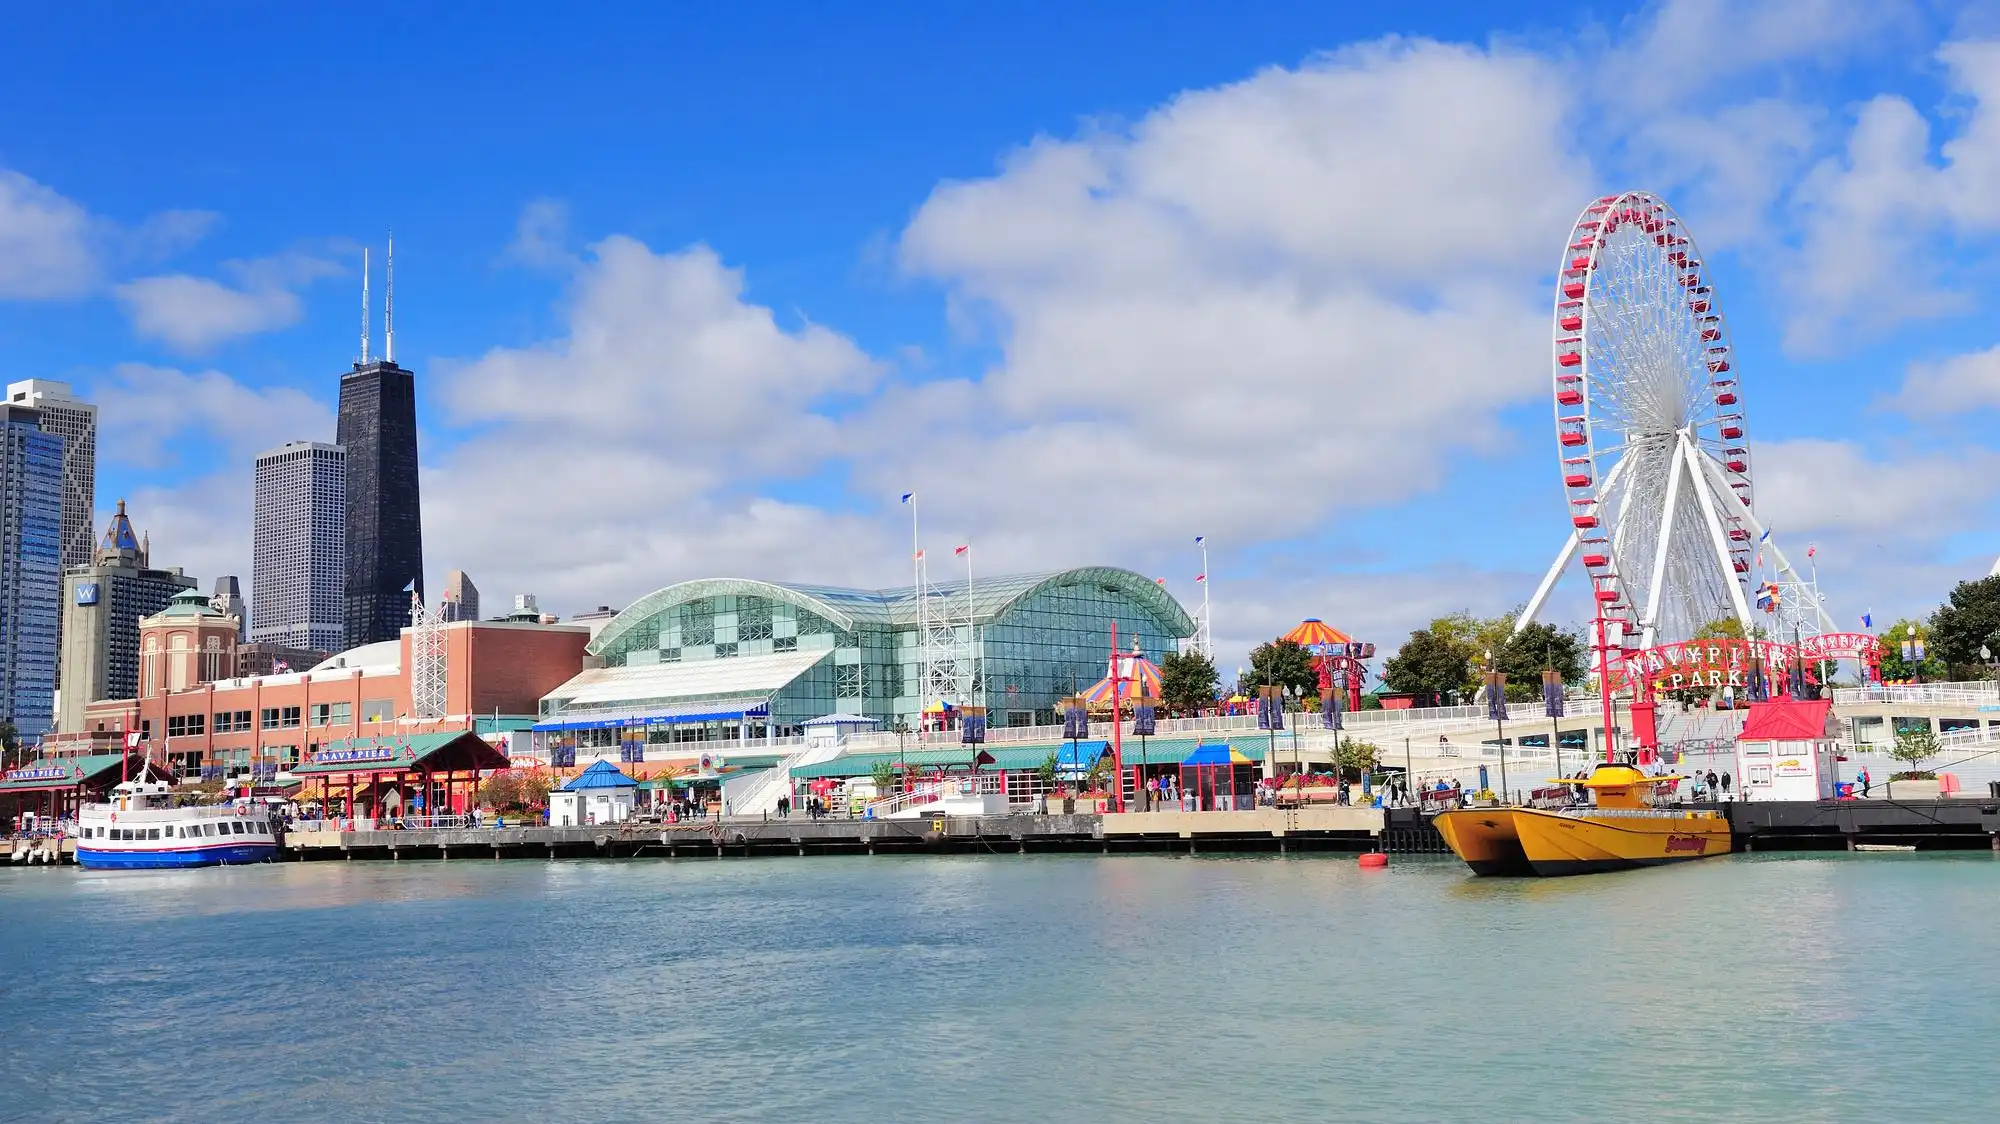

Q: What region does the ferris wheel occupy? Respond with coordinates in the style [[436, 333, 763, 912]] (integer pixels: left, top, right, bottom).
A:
[[1515, 191, 1835, 672]]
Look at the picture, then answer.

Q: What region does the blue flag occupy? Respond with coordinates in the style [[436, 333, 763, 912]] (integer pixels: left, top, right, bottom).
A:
[[901, 492, 913, 504], [1862, 611, 1873, 629]]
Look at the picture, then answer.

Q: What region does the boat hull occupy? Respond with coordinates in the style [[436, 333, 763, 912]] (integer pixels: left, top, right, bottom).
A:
[[1436, 808, 1730, 877], [75, 842, 278, 870]]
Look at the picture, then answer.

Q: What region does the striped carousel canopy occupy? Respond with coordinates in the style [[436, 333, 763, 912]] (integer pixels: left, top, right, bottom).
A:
[[1282, 618, 1352, 649], [1080, 652, 1163, 704]]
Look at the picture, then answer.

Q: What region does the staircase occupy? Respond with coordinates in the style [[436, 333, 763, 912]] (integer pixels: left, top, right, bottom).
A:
[[724, 740, 848, 816]]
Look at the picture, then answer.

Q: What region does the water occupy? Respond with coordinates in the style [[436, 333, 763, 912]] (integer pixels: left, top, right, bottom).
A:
[[1, 852, 1993, 1123]]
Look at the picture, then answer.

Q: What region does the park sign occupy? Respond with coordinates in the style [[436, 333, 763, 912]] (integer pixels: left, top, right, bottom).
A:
[[1612, 633, 1883, 694]]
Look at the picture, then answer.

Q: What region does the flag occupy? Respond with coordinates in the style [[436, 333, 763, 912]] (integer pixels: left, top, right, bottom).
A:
[[954, 545, 968, 556], [1755, 549, 1763, 568], [1195, 573, 1206, 583], [1155, 577, 1166, 585], [1759, 528, 1771, 543], [402, 579, 416, 592], [1807, 543, 1816, 559], [914, 548, 924, 560], [901, 492, 913, 504], [1194, 535, 1205, 545], [1755, 583, 1777, 613], [1862, 611, 1873, 629]]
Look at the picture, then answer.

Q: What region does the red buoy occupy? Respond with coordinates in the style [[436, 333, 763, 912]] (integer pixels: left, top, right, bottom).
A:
[[1358, 852, 1388, 869]]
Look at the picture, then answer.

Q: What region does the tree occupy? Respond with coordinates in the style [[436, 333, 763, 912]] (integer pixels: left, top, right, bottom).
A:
[[0, 720, 19, 770], [1494, 622, 1586, 701], [477, 769, 551, 814], [1877, 619, 1946, 682], [1246, 639, 1318, 699], [1159, 649, 1219, 716], [1888, 725, 1940, 779], [1929, 575, 2000, 675], [1382, 627, 1472, 707], [1334, 737, 1379, 780], [870, 759, 898, 796]]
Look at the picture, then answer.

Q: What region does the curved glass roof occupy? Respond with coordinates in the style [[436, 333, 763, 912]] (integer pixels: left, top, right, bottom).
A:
[[588, 567, 1194, 658]]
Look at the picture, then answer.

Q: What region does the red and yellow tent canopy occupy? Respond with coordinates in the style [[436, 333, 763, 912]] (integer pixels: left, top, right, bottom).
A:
[[1282, 619, 1352, 648], [1080, 656, 1164, 705]]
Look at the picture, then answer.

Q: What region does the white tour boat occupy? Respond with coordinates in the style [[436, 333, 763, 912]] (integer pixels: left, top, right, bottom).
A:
[[75, 768, 280, 869]]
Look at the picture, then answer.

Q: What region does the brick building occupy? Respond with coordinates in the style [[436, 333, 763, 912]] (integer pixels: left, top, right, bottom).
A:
[[65, 591, 589, 780]]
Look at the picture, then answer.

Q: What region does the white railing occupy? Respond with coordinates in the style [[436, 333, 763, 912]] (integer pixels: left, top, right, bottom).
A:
[[860, 775, 1004, 819], [1833, 682, 2000, 707], [726, 740, 849, 816], [827, 696, 1608, 755]]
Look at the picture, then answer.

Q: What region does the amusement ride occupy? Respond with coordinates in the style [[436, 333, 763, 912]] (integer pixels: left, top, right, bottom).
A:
[[1511, 190, 1879, 757]]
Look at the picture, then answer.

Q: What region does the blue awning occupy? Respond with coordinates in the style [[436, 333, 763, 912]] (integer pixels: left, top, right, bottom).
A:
[[534, 698, 771, 733], [1180, 742, 1249, 767], [1057, 739, 1107, 778]]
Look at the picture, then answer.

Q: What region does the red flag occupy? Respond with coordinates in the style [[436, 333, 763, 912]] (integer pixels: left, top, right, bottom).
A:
[[954, 545, 968, 555]]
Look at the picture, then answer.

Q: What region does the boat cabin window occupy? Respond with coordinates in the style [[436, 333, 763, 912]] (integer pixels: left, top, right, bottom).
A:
[[229, 821, 244, 835], [147, 828, 160, 840]]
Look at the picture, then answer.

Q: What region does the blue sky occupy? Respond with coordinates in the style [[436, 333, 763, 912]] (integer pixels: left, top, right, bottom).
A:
[[3, 1, 1999, 671]]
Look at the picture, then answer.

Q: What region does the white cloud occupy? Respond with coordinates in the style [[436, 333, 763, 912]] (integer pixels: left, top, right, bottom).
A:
[[114, 249, 344, 351], [1888, 345, 2000, 415], [424, 236, 885, 610], [113, 471, 251, 590], [0, 169, 97, 298], [1780, 39, 2000, 351], [92, 362, 334, 469], [885, 38, 1582, 559], [505, 199, 577, 269]]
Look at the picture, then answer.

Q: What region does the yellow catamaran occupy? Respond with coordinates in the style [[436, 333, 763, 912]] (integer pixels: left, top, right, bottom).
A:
[[1433, 761, 1731, 876]]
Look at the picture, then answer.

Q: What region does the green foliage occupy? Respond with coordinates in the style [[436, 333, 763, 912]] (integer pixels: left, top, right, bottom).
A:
[[1334, 737, 1379, 778], [1494, 621, 1587, 701], [0, 720, 19, 769], [870, 759, 898, 794], [1877, 619, 1947, 681], [1382, 625, 1472, 707], [1888, 726, 1941, 776], [1159, 649, 1219, 716], [1928, 575, 2000, 674], [1246, 638, 1319, 698], [1036, 752, 1059, 788]]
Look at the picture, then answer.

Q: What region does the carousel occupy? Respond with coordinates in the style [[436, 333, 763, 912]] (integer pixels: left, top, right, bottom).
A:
[[1280, 619, 1375, 713]]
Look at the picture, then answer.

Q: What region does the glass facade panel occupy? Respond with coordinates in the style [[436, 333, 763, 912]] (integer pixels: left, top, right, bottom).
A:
[[570, 572, 1194, 733]]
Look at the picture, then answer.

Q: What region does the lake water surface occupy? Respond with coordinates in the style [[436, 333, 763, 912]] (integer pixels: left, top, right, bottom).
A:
[[1, 852, 1992, 1123]]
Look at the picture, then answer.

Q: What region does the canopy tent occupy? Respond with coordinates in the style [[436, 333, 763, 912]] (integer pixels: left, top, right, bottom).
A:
[[1178, 741, 1255, 811], [1180, 742, 1254, 767], [1282, 619, 1352, 649], [1079, 657, 1163, 706], [559, 759, 638, 791]]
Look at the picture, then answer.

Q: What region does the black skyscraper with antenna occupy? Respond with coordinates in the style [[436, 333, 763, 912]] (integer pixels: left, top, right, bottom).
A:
[[338, 236, 424, 648]]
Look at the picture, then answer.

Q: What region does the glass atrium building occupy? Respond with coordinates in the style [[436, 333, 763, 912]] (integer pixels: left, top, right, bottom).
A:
[[535, 568, 1195, 751]]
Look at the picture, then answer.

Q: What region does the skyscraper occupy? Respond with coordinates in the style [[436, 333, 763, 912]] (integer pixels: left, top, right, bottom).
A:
[[210, 575, 246, 641], [441, 569, 480, 623], [0, 403, 63, 741], [56, 500, 198, 733], [5, 379, 96, 572], [252, 441, 346, 652], [338, 241, 424, 647]]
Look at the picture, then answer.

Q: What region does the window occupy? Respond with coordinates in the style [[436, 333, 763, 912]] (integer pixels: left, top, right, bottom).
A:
[[140, 719, 153, 741], [167, 714, 204, 737], [202, 823, 217, 837], [260, 707, 280, 730], [148, 828, 161, 840], [230, 821, 245, 835], [311, 702, 351, 726], [281, 706, 300, 728], [213, 711, 252, 733], [773, 636, 797, 652], [188, 714, 205, 736], [361, 698, 395, 723]]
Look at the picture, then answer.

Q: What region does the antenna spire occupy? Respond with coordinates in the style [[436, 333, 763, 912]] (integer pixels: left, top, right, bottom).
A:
[[384, 230, 395, 364], [360, 247, 371, 365]]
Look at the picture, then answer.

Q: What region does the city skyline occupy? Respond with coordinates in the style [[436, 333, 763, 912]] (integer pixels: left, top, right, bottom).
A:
[[3, 2, 2000, 670]]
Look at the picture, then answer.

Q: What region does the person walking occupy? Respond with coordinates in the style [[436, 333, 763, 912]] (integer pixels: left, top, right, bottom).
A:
[[1706, 770, 1719, 799], [1720, 772, 1732, 801], [1860, 767, 1872, 798]]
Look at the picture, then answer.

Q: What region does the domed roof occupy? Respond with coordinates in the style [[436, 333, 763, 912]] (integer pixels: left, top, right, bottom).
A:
[[156, 587, 225, 618]]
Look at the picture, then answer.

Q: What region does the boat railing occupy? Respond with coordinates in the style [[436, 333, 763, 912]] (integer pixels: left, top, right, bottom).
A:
[[1557, 806, 1719, 819]]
